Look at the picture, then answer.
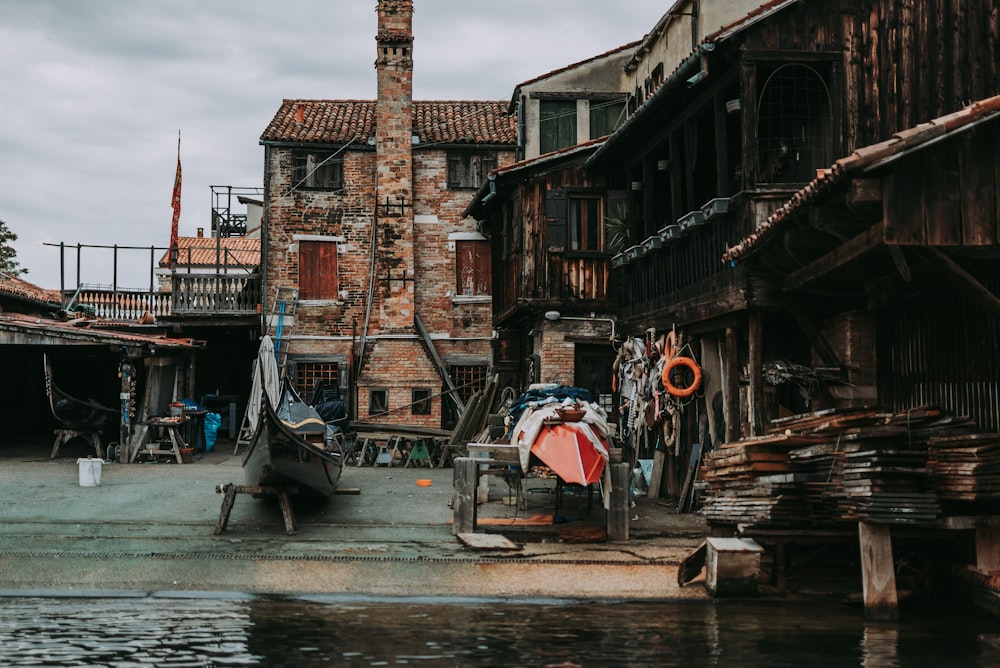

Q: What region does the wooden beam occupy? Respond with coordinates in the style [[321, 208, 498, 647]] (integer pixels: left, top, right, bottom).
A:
[[784, 221, 885, 290], [858, 521, 899, 621], [846, 177, 883, 208], [414, 313, 465, 414], [923, 248, 1000, 320]]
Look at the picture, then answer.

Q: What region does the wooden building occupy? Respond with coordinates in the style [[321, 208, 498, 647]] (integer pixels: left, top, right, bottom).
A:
[[582, 0, 1000, 478]]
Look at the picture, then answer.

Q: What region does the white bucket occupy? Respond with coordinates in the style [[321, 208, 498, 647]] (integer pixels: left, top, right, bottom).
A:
[[77, 457, 103, 487]]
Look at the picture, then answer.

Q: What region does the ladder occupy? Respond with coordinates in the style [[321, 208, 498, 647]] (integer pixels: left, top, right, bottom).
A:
[[270, 286, 299, 378]]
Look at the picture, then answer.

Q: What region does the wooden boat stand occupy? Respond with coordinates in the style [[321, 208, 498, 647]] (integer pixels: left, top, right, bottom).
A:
[[50, 429, 103, 459], [214, 483, 298, 536]]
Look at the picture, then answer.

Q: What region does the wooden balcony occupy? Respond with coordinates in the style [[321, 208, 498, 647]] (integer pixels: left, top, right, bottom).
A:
[[67, 273, 261, 321], [170, 272, 261, 317]]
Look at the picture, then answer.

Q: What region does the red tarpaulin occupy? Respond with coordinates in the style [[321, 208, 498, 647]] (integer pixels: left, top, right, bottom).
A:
[[529, 422, 608, 486]]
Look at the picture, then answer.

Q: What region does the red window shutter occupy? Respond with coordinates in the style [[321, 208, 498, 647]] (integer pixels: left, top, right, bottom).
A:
[[299, 241, 338, 299], [456, 240, 491, 296]]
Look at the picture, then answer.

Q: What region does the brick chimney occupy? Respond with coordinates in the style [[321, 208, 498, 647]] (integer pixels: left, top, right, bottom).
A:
[[375, 0, 415, 332]]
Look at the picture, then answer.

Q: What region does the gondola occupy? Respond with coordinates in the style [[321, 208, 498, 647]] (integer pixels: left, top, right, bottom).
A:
[[43, 354, 118, 432], [241, 377, 344, 499]]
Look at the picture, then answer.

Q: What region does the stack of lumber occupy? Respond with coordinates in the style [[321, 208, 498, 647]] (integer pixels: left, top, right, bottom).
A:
[[699, 433, 823, 527], [840, 446, 940, 524], [927, 433, 1000, 502], [702, 406, 984, 528]]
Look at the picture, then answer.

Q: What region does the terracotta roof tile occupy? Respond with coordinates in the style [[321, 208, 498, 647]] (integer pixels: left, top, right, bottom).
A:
[[260, 100, 517, 146], [0, 272, 58, 305], [159, 236, 260, 268]]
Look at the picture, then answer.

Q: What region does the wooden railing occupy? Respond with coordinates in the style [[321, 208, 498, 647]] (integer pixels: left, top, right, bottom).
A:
[[170, 273, 261, 316]]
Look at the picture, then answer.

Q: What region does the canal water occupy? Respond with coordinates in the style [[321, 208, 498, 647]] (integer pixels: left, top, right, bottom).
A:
[[0, 594, 995, 667]]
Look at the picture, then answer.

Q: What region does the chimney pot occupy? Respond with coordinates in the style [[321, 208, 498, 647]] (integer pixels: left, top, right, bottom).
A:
[[295, 102, 305, 124], [197, 227, 204, 238]]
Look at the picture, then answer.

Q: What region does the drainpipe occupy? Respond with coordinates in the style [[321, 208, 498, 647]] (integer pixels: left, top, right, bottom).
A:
[[480, 174, 497, 206]]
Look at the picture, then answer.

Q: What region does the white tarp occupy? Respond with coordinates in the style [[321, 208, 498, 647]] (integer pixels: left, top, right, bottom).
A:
[[245, 335, 281, 430]]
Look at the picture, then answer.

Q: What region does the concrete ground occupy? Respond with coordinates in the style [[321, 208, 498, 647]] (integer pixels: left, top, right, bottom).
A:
[[0, 436, 709, 601]]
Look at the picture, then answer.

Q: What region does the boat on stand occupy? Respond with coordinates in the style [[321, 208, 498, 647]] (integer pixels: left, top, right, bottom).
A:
[[241, 337, 344, 499]]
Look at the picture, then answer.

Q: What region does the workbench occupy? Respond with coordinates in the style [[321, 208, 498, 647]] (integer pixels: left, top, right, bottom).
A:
[[129, 417, 190, 464]]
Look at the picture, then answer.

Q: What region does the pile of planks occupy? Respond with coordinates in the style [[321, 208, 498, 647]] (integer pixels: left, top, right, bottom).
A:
[[927, 433, 1000, 502], [699, 432, 824, 526], [701, 406, 984, 528]]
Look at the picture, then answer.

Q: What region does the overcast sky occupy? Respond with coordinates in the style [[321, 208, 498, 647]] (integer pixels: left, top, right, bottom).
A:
[[0, 1, 664, 290]]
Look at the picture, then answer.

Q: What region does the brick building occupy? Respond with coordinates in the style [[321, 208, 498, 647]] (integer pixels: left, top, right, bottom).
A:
[[258, 0, 516, 427]]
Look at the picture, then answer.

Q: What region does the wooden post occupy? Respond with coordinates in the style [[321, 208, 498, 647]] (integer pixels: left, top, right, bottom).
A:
[[747, 309, 765, 436], [608, 462, 630, 542], [723, 327, 740, 444], [858, 521, 899, 621], [452, 457, 478, 536], [647, 449, 665, 499]]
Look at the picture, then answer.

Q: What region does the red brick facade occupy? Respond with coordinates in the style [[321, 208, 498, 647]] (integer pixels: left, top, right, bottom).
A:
[[260, 0, 517, 427]]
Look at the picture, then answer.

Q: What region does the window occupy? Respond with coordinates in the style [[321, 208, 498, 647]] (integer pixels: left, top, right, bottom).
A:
[[540, 100, 577, 154], [299, 240, 338, 300], [412, 388, 431, 415], [449, 365, 488, 403], [568, 194, 603, 252], [589, 99, 626, 139], [756, 63, 833, 185], [369, 389, 388, 416], [293, 361, 340, 404], [455, 239, 491, 296], [293, 151, 343, 189], [447, 152, 497, 189]]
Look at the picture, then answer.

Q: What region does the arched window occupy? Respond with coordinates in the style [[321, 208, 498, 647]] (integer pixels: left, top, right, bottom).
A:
[[756, 64, 833, 185]]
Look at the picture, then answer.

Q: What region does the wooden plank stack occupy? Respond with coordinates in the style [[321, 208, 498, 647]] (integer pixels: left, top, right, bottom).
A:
[[700, 433, 824, 527], [701, 405, 988, 529], [927, 433, 1000, 502]]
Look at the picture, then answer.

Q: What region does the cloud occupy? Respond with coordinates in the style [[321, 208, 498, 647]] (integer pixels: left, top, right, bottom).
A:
[[0, 0, 661, 289]]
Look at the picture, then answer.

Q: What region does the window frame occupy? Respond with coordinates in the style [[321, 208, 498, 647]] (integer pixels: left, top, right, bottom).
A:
[[369, 388, 388, 417], [567, 192, 604, 254], [454, 239, 492, 297], [447, 151, 497, 190], [411, 388, 432, 415], [292, 151, 344, 190], [539, 99, 577, 154], [298, 240, 339, 300]]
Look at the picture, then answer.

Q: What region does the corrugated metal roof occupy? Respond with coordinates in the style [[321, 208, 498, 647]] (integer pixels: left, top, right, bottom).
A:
[[260, 100, 517, 146], [0, 311, 201, 349], [723, 95, 1000, 262]]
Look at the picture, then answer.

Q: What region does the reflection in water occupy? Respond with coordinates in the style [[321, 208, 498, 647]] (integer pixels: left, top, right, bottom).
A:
[[0, 595, 993, 666]]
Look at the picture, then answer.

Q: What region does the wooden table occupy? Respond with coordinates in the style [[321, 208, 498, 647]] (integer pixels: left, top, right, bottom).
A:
[[129, 417, 189, 464]]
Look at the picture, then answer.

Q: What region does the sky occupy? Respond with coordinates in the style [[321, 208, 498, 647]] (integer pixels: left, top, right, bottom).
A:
[[0, 1, 665, 291]]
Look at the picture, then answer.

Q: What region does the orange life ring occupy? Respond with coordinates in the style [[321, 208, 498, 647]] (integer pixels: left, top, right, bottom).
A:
[[662, 356, 702, 398]]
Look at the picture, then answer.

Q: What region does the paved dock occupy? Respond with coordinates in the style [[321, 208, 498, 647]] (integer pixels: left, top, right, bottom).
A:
[[0, 439, 709, 601]]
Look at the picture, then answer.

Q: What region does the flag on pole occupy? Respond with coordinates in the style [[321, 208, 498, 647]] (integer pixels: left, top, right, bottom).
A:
[[169, 131, 182, 269]]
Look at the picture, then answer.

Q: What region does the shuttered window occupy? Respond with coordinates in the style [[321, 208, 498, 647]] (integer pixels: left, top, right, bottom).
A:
[[299, 240, 338, 300], [292, 152, 343, 189], [540, 100, 577, 154], [447, 152, 497, 189], [569, 194, 603, 252], [455, 240, 491, 296], [589, 99, 626, 139]]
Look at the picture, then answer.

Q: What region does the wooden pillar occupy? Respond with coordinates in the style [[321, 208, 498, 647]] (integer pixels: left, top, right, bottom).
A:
[[723, 328, 740, 444], [452, 457, 479, 536], [608, 462, 630, 541], [748, 308, 765, 436], [976, 527, 1000, 571], [858, 521, 899, 621]]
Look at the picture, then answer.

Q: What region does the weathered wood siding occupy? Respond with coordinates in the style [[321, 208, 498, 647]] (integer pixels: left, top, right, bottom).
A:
[[885, 123, 1000, 246], [742, 0, 1000, 151]]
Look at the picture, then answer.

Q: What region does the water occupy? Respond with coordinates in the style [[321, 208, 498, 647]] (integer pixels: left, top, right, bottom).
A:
[[0, 594, 995, 667]]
